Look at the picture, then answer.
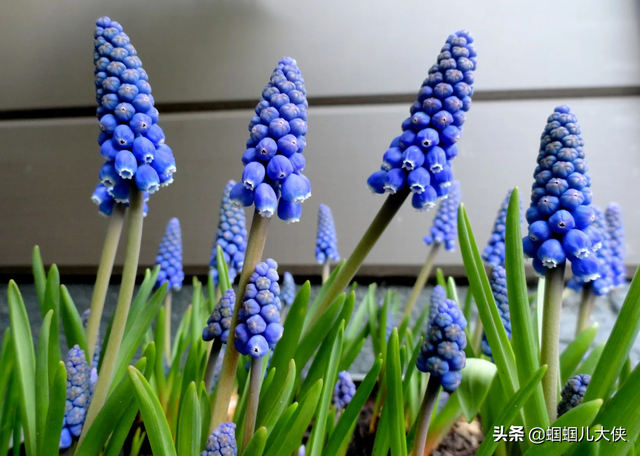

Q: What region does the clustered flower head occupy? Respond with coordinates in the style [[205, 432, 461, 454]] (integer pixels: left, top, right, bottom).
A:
[[481, 266, 511, 358], [91, 182, 149, 217], [423, 181, 461, 251], [315, 204, 340, 264], [333, 371, 356, 410], [482, 189, 522, 267], [557, 374, 590, 417], [60, 345, 92, 449], [210, 181, 247, 285], [429, 285, 447, 322], [94, 17, 176, 203], [606, 202, 626, 287], [523, 105, 601, 281], [417, 298, 467, 392], [281, 271, 296, 306], [230, 57, 310, 223], [203, 289, 235, 343], [200, 422, 237, 456], [367, 31, 476, 211], [235, 259, 284, 358], [154, 217, 184, 291]]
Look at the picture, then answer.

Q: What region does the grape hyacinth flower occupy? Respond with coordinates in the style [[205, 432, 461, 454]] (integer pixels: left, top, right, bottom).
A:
[[423, 181, 461, 251], [315, 204, 340, 264], [557, 374, 590, 417], [91, 182, 149, 217], [234, 259, 284, 358], [281, 271, 296, 306], [230, 57, 310, 222], [606, 203, 626, 287], [60, 345, 92, 449], [211, 181, 248, 285], [94, 17, 176, 201], [367, 31, 477, 211], [154, 217, 185, 291], [481, 266, 511, 358], [333, 371, 356, 410], [201, 422, 237, 456], [429, 285, 447, 322], [203, 289, 236, 344], [299, 445, 306, 456], [482, 189, 522, 267]]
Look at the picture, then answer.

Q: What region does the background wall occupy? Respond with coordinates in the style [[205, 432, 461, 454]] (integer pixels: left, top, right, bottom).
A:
[[1, 0, 639, 274]]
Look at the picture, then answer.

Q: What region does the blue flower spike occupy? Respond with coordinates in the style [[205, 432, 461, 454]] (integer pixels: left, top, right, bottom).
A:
[[94, 17, 175, 203], [482, 189, 522, 267], [210, 181, 248, 285], [557, 374, 590, 417], [234, 259, 284, 358], [606, 203, 626, 287], [315, 204, 340, 264], [423, 181, 461, 251], [200, 422, 237, 456], [523, 106, 601, 282], [203, 289, 236, 343], [429, 285, 447, 322], [481, 266, 511, 358], [60, 345, 92, 449], [231, 57, 310, 222], [333, 371, 356, 410], [154, 218, 184, 291], [416, 298, 467, 392], [281, 271, 296, 306], [367, 31, 477, 211]]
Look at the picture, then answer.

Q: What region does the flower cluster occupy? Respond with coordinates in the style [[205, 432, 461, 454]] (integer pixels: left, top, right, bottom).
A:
[[210, 181, 248, 285], [606, 203, 626, 287], [203, 289, 235, 343], [200, 422, 237, 456], [430, 285, 447, 321], [230, 57, 310, 223], [281, 271, 296, 306], [557, 374, 590, 417], [94, 17, 176, 202], [91, 183, 149, 217], [367, 31, 476, 211], [315, 204, 340, 264], [481, 266, 511, 358], [423, 181, 461, 251], [482, 189, 522, 267], [235, 259, 284, 358], [417, 298, 467, 392], [523, 106, 601, 281], [154, 217, 184, 291], [333, 371, 356, 410], [60, 345, 92, 449]]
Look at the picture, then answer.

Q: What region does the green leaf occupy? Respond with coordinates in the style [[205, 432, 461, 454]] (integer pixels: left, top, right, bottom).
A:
[[44, 265, 61, 384], [216, 245, 231, 294], [243, 426, 267, 456], [191, 277, 204, 347], [504, 187, 549, 432], [475, 365, 547, 456], [177, 382, 201, 456], [35, 310, 52, 453], [325, 358, 382, 455], [345, 291, 369, 341], [40, 361, 66, 456], [198, 382, 211, 450], [463, 286, 474, 323], [585, 265, 640, 404], [436, 268, 446, 288], [7, 281, 36, 456], [154, 306, 167, 400], [0, 370, 20, 456], [304, 260, 345, 333], [522, 400, 602, 456], [32, 246, 47, 315], [60, 285, 88, 355], [339, 335, 366, 372], [402, 336, 423, 405], [378, 291, 391, 364], [577, 342, 605, 377], [257, 359, 296, 432], [128, 366, 177, 456], [386, 329, 407, 456], [0, 328, 14, 419], [457, 358, 496, 422], [560, 323, 598, 384], [367, 284, 380, 356]]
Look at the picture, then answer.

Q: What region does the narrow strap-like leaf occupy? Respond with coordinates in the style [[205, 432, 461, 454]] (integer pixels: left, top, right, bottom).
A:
[[32, 246, 47, 315], [35, 310, 53, 453], [387, 329, 407, 456], [44, 266, 61, 385], [176, 382, 201, 456], [243, 426, 268, 456], [257, 359, 296, 431], [60, 285, 88, 355], [198, 382, 211, 450], [40, 361, 66, 456], [560, 323, 598, 384], [216, 245, 231, 294]]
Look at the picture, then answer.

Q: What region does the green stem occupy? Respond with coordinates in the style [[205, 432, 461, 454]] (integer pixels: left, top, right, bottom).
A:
[[203, 338, 223, 392], [85, 204, 125, 363], [322, 260, 330, 284], [576, 283, 595, 337], [210, 210, 271, 432], [242, 357, 264, 451], [401, 244, 440, 323], [307, 189, 410, 330], [79, 185, 145, 443], [163, 292, 172, 365], [540, 264, 566, 423], [412, 375, 440, 456]]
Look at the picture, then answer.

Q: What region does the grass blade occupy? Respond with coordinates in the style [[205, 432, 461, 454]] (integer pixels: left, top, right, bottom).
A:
[[32, 246, 47, 315], [35, 310, 52, 453], [216, 245, 231, 294], [387, 329, 407, 456], [60, 285, 88, 355], [40, 361, 66, 456], [243, 426, 267, 456], [176, 382, 201, 456], [257, 359, 296, 431], [560, 323, 598, 384], [44, 266, 61, 383]]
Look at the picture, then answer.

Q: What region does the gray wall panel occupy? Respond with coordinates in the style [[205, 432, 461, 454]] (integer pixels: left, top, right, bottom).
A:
[[0, 97, 639, 269], [1, 0, 640, 111]]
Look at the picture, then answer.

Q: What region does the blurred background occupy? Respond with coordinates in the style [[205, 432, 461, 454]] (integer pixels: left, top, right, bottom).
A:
[[1, 0, 639, 280]]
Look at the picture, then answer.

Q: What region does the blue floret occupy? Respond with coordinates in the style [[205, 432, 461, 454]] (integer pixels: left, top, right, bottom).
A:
[[557, 374, 590, 417], [315, 204, 340, 264], [203, 289, 235, 344], [606, 203, 626, 287], [60, 345, 92, 449], [480, 266, 511, 358], [91, 182, 149, 217], [281, 271, 296, 306], [200, 422, 237, 456], [423, 181, 461, 251], [333, 371, 356, 410], [154, 217, 184, 291]]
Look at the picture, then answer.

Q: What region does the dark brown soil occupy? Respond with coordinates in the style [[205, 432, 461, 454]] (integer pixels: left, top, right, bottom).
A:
[[432, 419, 484, 456]]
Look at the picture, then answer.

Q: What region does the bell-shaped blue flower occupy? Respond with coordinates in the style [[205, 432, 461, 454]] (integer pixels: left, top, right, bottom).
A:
[[91, 183, 149, 218], [59, 345, 93, 449], [200, 422, 237, 456], [315, 204, 340, 264], [333, 371, 356, 410], [367, 31, 477, 210], [277, 199, 302, 224], [203, 289, 235, 343], [423, 181, 461, 251], [481, 266, 511, 358], [210, 181, 247, 285], [281, 271, 296, 306], [557, 374, 590, 417], [154, 217, 184, 291], [482, 189, 522, 267], [606, 203, 626, 287]]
